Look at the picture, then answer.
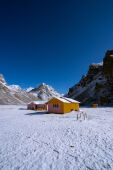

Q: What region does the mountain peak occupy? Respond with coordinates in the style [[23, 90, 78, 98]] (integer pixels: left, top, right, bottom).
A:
[[42, 83, 46, 86], [8, 85, 22, 92], [0, 74, 7, 85], [28, 83, 61, 100]]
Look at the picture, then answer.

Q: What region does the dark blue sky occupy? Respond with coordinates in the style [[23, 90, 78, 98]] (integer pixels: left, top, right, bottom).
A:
[[0, 0, 113, 93]]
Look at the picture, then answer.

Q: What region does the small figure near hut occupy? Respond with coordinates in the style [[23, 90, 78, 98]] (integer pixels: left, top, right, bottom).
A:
[[27, 101, 47, 111]]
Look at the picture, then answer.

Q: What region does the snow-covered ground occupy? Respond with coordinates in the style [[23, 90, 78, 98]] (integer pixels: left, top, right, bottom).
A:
[[0, 106, 113, 170]]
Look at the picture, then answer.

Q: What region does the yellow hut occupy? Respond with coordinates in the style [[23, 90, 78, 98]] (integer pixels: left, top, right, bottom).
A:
[[46, 97, 80, 114]]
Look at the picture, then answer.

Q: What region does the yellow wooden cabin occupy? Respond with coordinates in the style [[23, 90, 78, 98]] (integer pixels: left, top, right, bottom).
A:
[[46, 97, 80, 114]]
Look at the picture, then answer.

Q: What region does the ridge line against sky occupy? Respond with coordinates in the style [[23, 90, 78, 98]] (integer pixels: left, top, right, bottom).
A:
[[0, 0, 113, 93]]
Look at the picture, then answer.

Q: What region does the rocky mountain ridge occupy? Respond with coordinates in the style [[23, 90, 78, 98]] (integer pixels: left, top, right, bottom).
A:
[[0, 75, 38, 105], [0, 75, 62, 104], [67, 50, 113, 105]]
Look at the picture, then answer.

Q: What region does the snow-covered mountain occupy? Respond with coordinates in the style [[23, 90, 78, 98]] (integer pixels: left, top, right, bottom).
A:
[[0, 75, 38, 105], [8, 85, 22, 93], [26, 87, 34, 93], [0, 75, 62, 104], [28, 83, 62, 100], [0, 74, 7, 85], [66, 50, 113, 106]]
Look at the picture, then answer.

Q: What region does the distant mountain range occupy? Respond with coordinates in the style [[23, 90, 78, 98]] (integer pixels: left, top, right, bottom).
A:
[[66, 50, 113, 106], [0, 74, 38, 105], [0, 75, 61, 104]]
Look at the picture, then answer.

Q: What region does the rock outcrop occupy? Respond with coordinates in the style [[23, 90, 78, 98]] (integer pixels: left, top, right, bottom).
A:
[[103, 50, 113, 79], [67, 50, 113, 106]]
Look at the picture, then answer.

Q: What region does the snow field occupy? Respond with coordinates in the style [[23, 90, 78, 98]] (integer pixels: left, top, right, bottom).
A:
[[0, 106, 113, 170]]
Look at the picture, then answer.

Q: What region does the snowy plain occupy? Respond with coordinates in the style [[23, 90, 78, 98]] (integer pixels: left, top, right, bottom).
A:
[[0, 106, 113, 170]]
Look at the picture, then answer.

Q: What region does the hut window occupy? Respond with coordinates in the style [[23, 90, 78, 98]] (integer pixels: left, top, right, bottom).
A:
[[53, 104, 59, 108]]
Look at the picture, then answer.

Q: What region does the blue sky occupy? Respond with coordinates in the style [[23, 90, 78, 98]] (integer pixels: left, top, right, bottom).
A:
[[0, 0, 113, 93]]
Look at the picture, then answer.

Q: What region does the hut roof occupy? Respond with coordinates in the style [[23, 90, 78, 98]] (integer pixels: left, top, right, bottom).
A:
[[46, 97, 80, 104], [28, 101, 47, 105]]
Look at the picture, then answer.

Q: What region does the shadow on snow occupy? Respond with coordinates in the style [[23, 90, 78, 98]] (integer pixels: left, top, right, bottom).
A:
[[19, 108, 28, 110], [25, 111, 47, 116]]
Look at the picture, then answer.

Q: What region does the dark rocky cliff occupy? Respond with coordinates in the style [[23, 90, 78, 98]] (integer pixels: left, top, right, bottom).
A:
[[67, 50, 113, 106]]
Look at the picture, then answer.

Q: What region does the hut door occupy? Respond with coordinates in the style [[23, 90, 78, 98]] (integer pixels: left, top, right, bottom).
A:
[[35, 105, 37, 110], [53, 103, 61, 113]]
